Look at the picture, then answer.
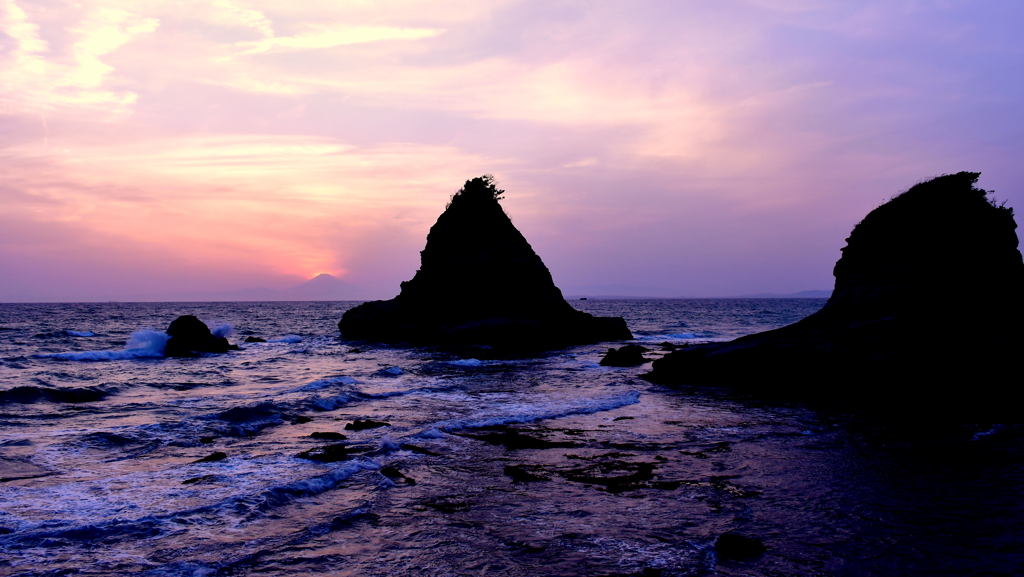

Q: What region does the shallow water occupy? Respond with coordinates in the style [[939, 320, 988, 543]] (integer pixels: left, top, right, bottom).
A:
[[0, 300, 1021, 576]]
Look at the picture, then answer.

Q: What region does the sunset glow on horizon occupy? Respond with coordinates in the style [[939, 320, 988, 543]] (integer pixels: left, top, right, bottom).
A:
[[3, 0, 1023, 301]]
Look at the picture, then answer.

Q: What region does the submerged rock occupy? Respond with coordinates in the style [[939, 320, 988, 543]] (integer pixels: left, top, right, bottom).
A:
[[192, 451, 227, 463], [503, 464, 550, 483], [457, 426, 580, 450], [309, 431, 347, 440], [380, 465, 416, 485], [297, 444, 360, 463], [164, 315, 234, 357], [715, 532, 766, 560], [0, 385, 109, 404], [644, 173, 1024, 415], [338, 176, 631, 348], [599, 344, 649, 366], [344, 419, 391, 431]]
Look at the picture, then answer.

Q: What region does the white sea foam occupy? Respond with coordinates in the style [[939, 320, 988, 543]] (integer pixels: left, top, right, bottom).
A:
[[430, 390, 641, 433], [374, 366, 404, 377], [36, 329, 169, 361], [211, 323, 234, 338], [379, 435, 401, 451], [0, 455, 378, 539], [417, 427, 446, 439], [294, 376, 361, 392], [65, 330, 96, 337], [310, 394, 353, 410], [269, 335, 303, 343], [448, 358, 484, 366]]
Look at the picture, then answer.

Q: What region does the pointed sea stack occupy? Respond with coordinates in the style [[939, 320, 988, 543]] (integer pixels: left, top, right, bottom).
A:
[[644, 173, 1024, 414], [338, 176, 631, 348]]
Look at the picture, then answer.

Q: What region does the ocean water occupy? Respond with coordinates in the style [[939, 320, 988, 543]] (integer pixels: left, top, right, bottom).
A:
[[0, 299, 1021, 577]]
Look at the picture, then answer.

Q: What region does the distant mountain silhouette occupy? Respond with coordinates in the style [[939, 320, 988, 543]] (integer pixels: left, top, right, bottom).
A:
[[339, 175, 632, 348], [283, 273, 359, 300], [732, 290, 832, 298], [563, 284, 679, 298]]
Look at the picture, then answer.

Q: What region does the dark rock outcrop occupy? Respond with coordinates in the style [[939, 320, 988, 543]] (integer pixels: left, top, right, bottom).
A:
[[338, 176, 631, 348], [599, 344, 650, 366], [715, 532, 766, 560], [344, 419, 391, 431], [164, 315, 233, 357], [644, 173, 1024, 413], [192, 452, 227, 463]]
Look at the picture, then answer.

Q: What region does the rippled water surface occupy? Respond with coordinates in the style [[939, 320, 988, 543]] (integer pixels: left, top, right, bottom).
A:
[[1, 300, 1021, 576]]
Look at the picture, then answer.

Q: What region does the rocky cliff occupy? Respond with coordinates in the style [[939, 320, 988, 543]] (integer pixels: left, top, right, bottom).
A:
[[644, 172, 1024, 413], [338, 176, 632, 348]]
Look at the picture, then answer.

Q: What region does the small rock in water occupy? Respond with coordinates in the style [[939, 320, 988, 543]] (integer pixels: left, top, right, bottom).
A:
[[400, 443, 440, 456], [199, 436, 217, 444], [310, 431, 347, 440], [345, 419, 391, 431], [182, 475, 217, 485], [193, 452, 227, 463], [562, 461, 657, 493], [297, 444, 359, 462], [715, 531, 766, 560], [380, 465, 417, 485], [293, 416, 313, 424], [244, 336, 266, 343], [460, 426, 579, 450], [421, 497, 472, 513], [600, 345, 649, 367]]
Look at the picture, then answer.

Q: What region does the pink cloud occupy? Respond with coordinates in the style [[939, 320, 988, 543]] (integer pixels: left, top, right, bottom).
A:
[[1, 0, 1021, 300]]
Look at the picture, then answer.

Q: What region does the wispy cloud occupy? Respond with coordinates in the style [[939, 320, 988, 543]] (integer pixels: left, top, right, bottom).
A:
[[0, 1, 158, 114], [2, 0, 1022, 299], [236, 26, 443, 55], [0, 135, 500, 281]]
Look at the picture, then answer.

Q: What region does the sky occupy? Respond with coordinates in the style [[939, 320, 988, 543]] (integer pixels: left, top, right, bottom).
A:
[[2, 0, 1023, 301]]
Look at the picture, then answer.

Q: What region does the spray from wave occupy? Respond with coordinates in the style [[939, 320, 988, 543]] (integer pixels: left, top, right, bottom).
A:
[[36, 329, 169, 361], [211, 323, 234, 339]]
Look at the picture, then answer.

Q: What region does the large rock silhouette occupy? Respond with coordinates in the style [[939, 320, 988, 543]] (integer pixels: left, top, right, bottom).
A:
[[644, 172, 1024, 412], [338, 176, 631, 348], [164, 315, 233, 357]]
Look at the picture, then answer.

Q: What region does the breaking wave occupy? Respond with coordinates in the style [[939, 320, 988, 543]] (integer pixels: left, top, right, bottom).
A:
[[430, 390, 641, 433], [34, 329, 168, 361]]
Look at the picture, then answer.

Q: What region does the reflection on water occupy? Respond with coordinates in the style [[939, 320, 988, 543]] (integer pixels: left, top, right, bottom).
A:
[[0, 300, 1021, 576]]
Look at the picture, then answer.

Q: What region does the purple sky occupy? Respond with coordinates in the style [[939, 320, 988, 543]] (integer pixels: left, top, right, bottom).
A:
[[2, 0, 1022, 301]]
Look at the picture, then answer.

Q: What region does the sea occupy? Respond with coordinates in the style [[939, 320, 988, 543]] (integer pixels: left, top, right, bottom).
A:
[[0, 299, 1021, 577]]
